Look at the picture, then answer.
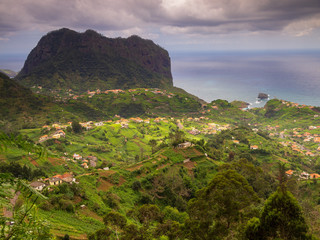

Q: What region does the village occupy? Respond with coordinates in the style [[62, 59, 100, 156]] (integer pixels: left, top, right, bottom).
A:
[[31, 86, 177, 101]]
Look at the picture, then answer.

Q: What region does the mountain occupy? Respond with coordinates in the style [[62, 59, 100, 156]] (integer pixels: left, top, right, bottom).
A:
[[15, 28, 173, 92], [0, 69, 17, 78], [0, 72, 43, 114]]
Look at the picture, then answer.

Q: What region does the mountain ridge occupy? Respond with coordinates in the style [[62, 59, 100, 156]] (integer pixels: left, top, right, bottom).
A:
[[15, 28, 173, 92]]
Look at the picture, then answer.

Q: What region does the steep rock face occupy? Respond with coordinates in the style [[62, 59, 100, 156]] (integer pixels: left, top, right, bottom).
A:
[[16, 28, 173, 91]]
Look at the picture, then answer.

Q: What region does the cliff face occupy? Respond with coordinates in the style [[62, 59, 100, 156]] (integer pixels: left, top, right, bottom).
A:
[[16, 28, 173, 91]]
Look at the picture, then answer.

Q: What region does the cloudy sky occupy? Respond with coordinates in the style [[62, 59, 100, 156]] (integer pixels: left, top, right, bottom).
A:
[[0, 0, 320, 62]]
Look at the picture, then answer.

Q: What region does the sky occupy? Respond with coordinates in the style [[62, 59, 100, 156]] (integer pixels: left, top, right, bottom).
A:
[[0, 0, 320, 71]]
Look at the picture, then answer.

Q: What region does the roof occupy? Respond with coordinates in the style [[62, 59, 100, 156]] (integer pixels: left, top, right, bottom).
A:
[[310, 173, 320, 179], [285, 170, 294, 175], [49, 177, 61, 182], [30, 181, 46, 187]]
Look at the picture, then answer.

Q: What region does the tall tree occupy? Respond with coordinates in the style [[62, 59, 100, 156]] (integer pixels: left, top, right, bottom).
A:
[[245, 188, 311, 240], [187, 170, 259, 239], [245, 164, 312, 240]]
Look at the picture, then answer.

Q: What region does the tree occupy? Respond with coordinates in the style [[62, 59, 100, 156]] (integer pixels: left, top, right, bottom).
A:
[[72, 121, 82, 133], [103, 211, 127, 239], [245, 188, 311, 240], [245, 164, 312, 240], [187, 170, 259, 239], [137, 204, 163, 225], [149, 139, 157, 154], [168, 130, 185, 147]]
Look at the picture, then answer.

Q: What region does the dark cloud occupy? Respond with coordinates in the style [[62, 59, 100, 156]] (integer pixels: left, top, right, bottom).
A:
[[0, 0, 319, 38]]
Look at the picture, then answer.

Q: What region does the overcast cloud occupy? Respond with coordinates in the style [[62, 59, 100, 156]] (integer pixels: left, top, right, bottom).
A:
[[0, 0, 319, 53]]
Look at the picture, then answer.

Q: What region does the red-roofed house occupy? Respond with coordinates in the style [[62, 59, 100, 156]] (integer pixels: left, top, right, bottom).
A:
[[286, 170, 294, 177], [310, 173, 320, 179]]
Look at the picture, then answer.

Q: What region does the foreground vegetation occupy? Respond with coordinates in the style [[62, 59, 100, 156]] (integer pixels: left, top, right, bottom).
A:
[[1, 75, 320, 239]]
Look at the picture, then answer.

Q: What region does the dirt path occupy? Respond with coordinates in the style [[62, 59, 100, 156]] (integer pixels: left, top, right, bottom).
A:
[[3, 191, 20, 218]]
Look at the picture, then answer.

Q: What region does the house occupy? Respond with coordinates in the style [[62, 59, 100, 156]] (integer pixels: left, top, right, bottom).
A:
[[103, 167, 110, 171], [52, 123, 61, 129], [39, 135, 49, 142], [285, 170, 294, 177], [233, 140, 240, 144], [61, 173, 75, 183], [177, 122, 184, 130], [95, 122, 104, 127], [188, 129, 201, 135], [87, 156, 98, 161], [90, 160, 97, 167], [49, 177, 62, 185], [121, 123, 129, 128], [306, 152, 315, 157], [53, 173, 75, 183], [30, 181, 46, 191], [81, 162, 88, 169], [183, 159, 190, 163], [130, 117, 143, 123], [73, 153, 82, 160], [250, 145, 259, 150], [300, 172, 310, 180], [52, 134, 61, 139], [310, 173, 320, 179], [55, 130, 66, 137], [177, 142, 193, 149], [314, 137, 320, 143]]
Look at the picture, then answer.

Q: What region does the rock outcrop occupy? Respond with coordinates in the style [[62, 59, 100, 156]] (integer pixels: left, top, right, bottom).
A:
[[258, 93, 269, 100], [16, 28, 173, 91]]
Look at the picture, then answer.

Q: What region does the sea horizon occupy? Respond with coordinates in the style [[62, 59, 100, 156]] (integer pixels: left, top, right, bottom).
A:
[[171, 49, 320, 107], [1, 49, 320, 107]]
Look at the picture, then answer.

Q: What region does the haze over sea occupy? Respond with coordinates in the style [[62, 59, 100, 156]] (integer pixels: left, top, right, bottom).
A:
[[171, 50, 320, 107], [1, 50, 320, 107]]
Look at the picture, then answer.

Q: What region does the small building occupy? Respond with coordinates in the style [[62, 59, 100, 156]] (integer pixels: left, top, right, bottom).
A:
[[39, 135, 49, 142], [300, 172, 310, 180], [90, 160, 97, 167], [30, 181, 46, 191], [95, 122, 104, 127], [177, 142, 193, 149], [285, 170, 294, 177], [49, 177, 62, 186], [121, 123, 129, 128], [73, 153, 82, 160], [306, 152, 315, 157], [310, 173, 320, 179], [233, 140, 239, 144], [183, 159, 190, 163], [55, 130, 66, 137], [250, 145, 259, 150], [314, 137, 320, 143], [81, 162, 88, 169], [61, 173, 75, 183], [87, 156, 98, 161]]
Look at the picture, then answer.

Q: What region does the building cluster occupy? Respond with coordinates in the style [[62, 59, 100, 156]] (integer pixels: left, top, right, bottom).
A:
[[286, 170, 320, 180], [39, 129, 66, 142], [30, 172, 76, 191], [71, 154, 98, 169]]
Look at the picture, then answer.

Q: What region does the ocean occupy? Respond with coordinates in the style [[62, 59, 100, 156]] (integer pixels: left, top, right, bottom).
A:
[[1, 50, 320, 107], [170, 50, 320, 107]]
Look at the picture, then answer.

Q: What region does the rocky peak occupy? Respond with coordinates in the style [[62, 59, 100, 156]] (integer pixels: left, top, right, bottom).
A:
[[16, 28, 173, 91]]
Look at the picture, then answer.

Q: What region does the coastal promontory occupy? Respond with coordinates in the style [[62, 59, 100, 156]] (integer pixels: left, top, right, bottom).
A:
[[15, 28, 173, 91]]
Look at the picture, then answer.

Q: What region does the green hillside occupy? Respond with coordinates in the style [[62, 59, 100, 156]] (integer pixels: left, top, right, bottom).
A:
[[2, 104, 320, 239]]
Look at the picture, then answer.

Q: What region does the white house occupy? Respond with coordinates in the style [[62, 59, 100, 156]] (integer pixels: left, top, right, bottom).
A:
[[30, 181, 46, 191]]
